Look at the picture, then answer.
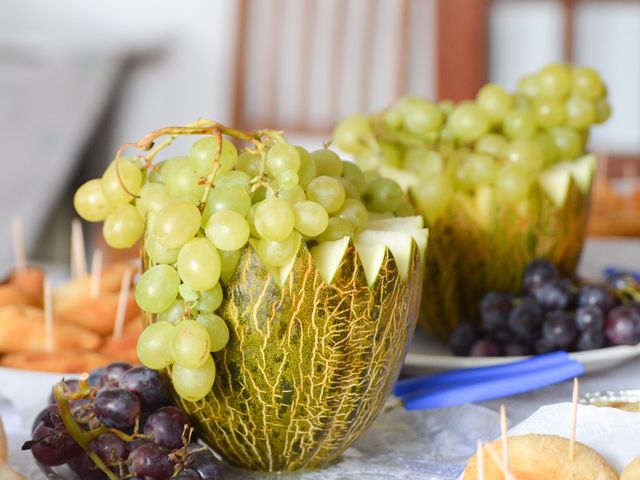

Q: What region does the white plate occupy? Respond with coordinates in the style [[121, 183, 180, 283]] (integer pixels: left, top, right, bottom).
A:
[[405, 329, 640, 374]]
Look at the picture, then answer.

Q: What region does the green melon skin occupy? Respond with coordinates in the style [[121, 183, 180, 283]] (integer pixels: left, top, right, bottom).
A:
[[416, 177, 591, 340], [144, 239, 423, 471]]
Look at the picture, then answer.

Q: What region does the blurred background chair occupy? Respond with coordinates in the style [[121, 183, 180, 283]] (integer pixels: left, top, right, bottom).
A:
[[0, 0, 639, 270]]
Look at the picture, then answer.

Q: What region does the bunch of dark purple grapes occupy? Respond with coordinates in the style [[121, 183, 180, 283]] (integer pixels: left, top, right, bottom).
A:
[[24, 362, 225, 480], [450, 260, 640, 357]]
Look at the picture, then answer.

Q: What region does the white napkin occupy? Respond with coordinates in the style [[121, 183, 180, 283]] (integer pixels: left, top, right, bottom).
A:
[[509, 402, 640, 472]]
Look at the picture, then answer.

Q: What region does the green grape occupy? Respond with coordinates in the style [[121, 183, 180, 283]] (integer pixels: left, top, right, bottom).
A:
[[236, 151, 262, 178], [512, 93, 532, 110], [177, 237, 221, 291], [402, 98, 443, 134], [502, 109, 537, 139], [255, 231, 300, 267], [306, 176, 346, 213], [411, 174, 452, 222], [170, 319, 210, 368], [202, 185, 251, 225], [163, 157, 205, 202], [158, 300, 185, 323], [292, 200, 329, 237], [101, 157, 142, 205], [572, 66, 604, 100], [214, 170, 251, 189], [148, 161, 165, 184], [103, 204, 144, 249], [311, 150, 343, 176], [378, 142, 402, 167], [503, 139, 544, 173], [404, 148, 445, 178], [338, 177, 360, 199], [135, 264, 180, 313], [296, 146, 317, 187], [154, 200, 201, 249], [533, 131, 560, 165], [362, 178, 403, 213], [251, 186, 267, 204], [276, 171, 299, 190], [254, 198, 295, 241], [464, 153, 497, 185], [189, 136, 238, 174], [171, 354, 215, 401], [533, 98, 565, 128], [447, 102, 490, 142], [438, 99, 454, 115], [475, 133, 507, 157], [205, 210, 250, 251], [454, 161, 474, 191], [74, 179, 113, 222], [536, 64, 572, 98], [316, 217, 355, 243], [336, 199, 368, 232], [196, 313, 230, 352], [137, 183, 171, 218], [218, 248, 241, 283], [394, 200, 415, 217], [247, 204, 260, 237], [549, 127, 583, 158], [137, 322, 174, 370], [341, 161, 366, 193], [198, 283, 223, 313], [476, 83, 512, 123], [333, 114, 373, 153], [145, 233, 180, 264], [178, 283, 199, 302], [565, 96, 596, 129], [355, 151, 379, 171], [594, 98, 612, 124], [266, 143, 301, 177], [494, 164, 532, 202], [383, 107, 403, 129], [267, 184, 306, 205], [516, 74, 538, 98]]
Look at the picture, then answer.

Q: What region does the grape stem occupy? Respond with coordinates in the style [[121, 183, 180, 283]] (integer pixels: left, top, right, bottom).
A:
[[198, 129, 223, 212]]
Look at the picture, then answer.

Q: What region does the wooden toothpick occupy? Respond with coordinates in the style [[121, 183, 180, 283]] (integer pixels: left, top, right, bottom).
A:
[[484, 442, 517, 480], [43, 277, 53, 353], [90, 249, 103, 299], [11, 217, 26, 272], [569, 377, 579, 462], [500, 404, 509, 471], [476, 439, 484, 480], [70, 219, 87, 278], [112, 269, 132, 340]]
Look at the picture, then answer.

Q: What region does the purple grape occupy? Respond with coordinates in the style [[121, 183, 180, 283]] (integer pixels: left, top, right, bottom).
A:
[[144, 406, 192, 450], [48, 379, 80, 405], [502, 341, 534, 356], [449, 322, 477, 356], [608, 271, 637, 291], [479, 292, 512, 332], [126, 438, 151, 456], [173, 472, 201, 479], [576, 331, 606, 351], [543, 311, 577, 349], [533, 279, 576, 311], [105, 362, 133, 381], [68, 452, 110, 480], [523, 259, 558, 294], [575, 305, 605, 332], [534, 337, 558, 355], [507, 297, 543, 342], [578, 284, 616, 312], [120, 367, 170, 411], [186, 446, 226, 480], [605, 304, 640, 346], [89, 368, 109, 388], [128, 442, 175, 479], [91, 432, 127, 466], [26, 422, 80, 466], [31, 405, 59, 434], [94, 388, 140, 430], [469, 339, 501, 357]]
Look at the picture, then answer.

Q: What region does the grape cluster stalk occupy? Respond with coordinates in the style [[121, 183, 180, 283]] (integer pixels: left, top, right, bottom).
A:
[[73, 119, 408, 402]]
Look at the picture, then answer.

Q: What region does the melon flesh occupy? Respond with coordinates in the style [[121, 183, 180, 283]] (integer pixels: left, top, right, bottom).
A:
[[538, 163, 572, 208], [378, 164, 419, 192], [367, 215, 424, 231], [570, 154, 596, 194], [309, 237, 350, 284]]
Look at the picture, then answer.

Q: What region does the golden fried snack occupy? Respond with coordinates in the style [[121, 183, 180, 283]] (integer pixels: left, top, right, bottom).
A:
[[622, 456, 640, 480], [53, 261, 135, 311], [100, 336, 139, 365], [55, 292, 140, 335], [0, 305, 102, 353], [0, 350, 109, 373], [0, 284, 34, 308], [7, 266, 44, 307], [463, 434, 618, 480], [0, 416, 26, 479], [123, 316, 143, 337]]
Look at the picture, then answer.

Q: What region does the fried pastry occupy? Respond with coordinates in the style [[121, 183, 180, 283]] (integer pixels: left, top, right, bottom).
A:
[[0, 350, 109, 373]]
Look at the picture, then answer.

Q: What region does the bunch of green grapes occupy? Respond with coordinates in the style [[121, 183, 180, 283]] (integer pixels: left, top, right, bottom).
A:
[[334, 63, 610, 221], [73, 122, 406, 401]]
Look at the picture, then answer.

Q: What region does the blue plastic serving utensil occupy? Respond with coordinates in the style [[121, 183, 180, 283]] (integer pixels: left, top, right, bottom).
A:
[[394, 351, 570, 397]]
